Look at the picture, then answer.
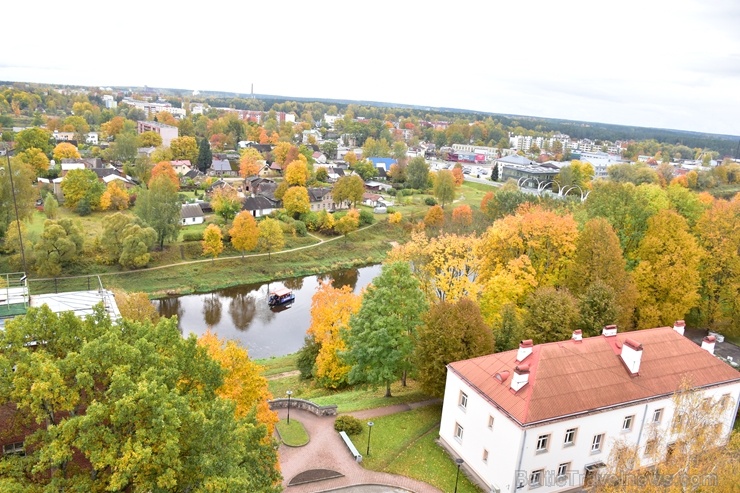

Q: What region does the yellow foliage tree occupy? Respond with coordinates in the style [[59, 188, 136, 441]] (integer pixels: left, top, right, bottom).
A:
[[239, 148, 263, 178], [201, 223, 224, 263], [272, 141, 292, 167], [285, 159, 309, 186], [197, 330, 277, 433], [100, 180, 129, 211], [229, 211, 259, 258], [424, 205, 445, 229], [52, 142, 81, 162], [307, 281, 362, 389], [149, 161, 180, 189], [388, 230, 481, 303], [388, 211, 402, 224], [113, 290, 160, 324]]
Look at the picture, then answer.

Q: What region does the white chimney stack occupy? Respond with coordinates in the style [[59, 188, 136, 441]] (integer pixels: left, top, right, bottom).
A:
[[620, 338, 643, 375], [602, 325, 618, 337], [673, 320, 686, 336], [510, 364, 530, 392], [516, 340, 533, 362], [701, 335, 716, 355], [572, 330, 583, 342]]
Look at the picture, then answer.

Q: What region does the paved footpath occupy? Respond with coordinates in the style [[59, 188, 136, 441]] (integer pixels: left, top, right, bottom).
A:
[[277, 400, 443, 493]]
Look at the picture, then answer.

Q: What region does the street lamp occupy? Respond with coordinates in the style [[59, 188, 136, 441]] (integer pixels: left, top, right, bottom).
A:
[[286, 390, 293, 424], [454, 458, 464, 493], [366, 421, 374, 456], [3, 146, 27, 274]]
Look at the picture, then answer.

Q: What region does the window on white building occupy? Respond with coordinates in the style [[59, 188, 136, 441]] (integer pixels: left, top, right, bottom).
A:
[[488, 415, 494, 430], [529, 469, 543, 488], [536, 434, 550, 453], [591, 434, 604, 453], [557, 462, 569, 478], [459, 391, 468, 410], [564, 428, 577, 446], [482, 449, 489, 464], [455, 423, 464, 442], [652, 408, 663, 424], [622, 415, 634, 432]]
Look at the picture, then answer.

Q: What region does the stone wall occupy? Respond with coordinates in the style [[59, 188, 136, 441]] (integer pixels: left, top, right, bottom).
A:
[[269, 398, 338, 417]]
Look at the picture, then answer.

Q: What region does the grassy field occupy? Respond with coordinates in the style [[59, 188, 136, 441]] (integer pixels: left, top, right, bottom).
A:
[[276, 419, 309, 446]]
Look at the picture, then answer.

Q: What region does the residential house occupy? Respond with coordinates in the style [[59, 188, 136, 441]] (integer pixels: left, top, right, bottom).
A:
[[86, 132, 99, 145], [137, 146, 157, 159], [244, 177, 276, 195], [170, 160, 192, 175], [302, 129, 321, 144], [308, 187, 349, 212], [180, 168, 204, 186], [362, 193, 384, 207], [52, 131, 76, 142], [364, 180, 393, 193], [439, 324, 740, 493], [180, 203, 205, 226], [368, 157, 397, 172], [205, 179, 234, 197], [209, 159, 235, 177], [242, 195, 280, 218]]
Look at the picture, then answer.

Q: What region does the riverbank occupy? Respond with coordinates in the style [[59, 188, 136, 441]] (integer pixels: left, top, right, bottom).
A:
[[103, 221, 405, 296]]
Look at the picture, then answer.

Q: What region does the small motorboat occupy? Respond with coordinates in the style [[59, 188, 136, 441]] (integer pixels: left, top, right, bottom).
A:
[[268, 287, 295, 307]]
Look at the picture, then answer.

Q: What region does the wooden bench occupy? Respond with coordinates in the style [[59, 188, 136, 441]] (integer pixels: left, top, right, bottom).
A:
[[338, 431, 363, 462]]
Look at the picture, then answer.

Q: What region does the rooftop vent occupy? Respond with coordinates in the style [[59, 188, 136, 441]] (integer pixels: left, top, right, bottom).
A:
[[516, 340, 533, 362], [572, 330, 583, 342], [673, 320, 686, 336], [701, 335, 716, 355], [620, 338, 643, 375], [510, 364, 530, 392], [602, 325, 618, 337]]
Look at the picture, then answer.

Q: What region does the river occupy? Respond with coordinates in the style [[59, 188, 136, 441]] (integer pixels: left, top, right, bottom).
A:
[[153, 264, 382, 359]]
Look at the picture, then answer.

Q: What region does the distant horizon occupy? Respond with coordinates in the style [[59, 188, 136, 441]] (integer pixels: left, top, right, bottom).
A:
[[6, 78, 740, 142]]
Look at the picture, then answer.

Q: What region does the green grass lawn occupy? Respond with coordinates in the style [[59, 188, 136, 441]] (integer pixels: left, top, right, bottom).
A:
[[347, 405, 482, 493], [256, 353, 299, 377], [276, 419, 309, 446], [268, 375, 432, 414]]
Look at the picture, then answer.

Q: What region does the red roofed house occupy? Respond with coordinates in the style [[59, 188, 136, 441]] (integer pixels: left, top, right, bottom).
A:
[[439, 323, 740, 493]]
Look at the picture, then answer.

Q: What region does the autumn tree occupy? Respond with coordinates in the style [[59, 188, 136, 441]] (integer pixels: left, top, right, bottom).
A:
[[633, 210, 702, 329], [113, 290, 160, 324], [198, 330, 278, 431], [135, 173, 181, 250], [285, 159, 309, 186], [0, 305, 282, 492], [229, 211, 259, 258], [334, 209, 360, 243], [202, 223, 224, 263], [565, 218, 637, 330], [211, 186, 242, 222], [149, 161, 180, 189], [138, 130, 163, 147], [353, 159, 377, 181], [523, 286, 580, 343], [424, 204, 445, 230], [452, 165, 464, 186], [493, 303, 524, 352], [555, 160, 594, 190], [15, 127, 52, 155], [239, 147, 262, 178], [272, 141, 293, 168], [392, 230, 482, 305], [257, 217, 284, 259], [414, 298, 493, 397], [332, 174, 365, 208], [100, 213, 157, 268], [282, 186, 310, 217], [169, 136, 198, 163], [43, 194, 59, 219], [694, 198, 740, 335], [16, 147, 50, 175], [33, 218, 84, 276], [345, 262, 428, 396], [434, 169, 456, 207], [60, 168, 105, 211], [480, 182, 534, 221], [99, 180, 129, 211], [306, 281, 362, 389], [451, 204, 473, 231]]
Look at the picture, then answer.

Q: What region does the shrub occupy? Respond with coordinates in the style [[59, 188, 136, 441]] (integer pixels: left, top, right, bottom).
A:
[[334, 415, 363, 435], [424, 197, 437, 206], [183, 230, 204, 242], [293, 220, 307, 237], [359, 209, 375, 226], [76, 198, 91, 216], [296, 336, 319, 379], [387, 188, 397, 196]]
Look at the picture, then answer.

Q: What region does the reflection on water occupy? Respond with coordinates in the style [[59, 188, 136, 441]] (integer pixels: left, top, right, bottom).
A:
[[153, 264, 381, 359]]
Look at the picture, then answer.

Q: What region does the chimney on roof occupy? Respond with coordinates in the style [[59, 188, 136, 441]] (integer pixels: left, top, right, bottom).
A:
[[572, 330, 583, 342], [620, 338, 643, 375], [516, 340, 533, 362], [602, 325, 618, 337], [673, 320, 686, 336], [701, 335, 716, 355], [510, 364, 530, 392]]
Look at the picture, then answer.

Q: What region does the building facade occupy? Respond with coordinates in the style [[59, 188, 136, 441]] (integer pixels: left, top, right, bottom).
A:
[[439, 325, 740, 493], [136, 121, 179, 147]]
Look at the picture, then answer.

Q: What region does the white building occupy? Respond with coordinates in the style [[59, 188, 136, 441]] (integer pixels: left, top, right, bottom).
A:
[[86, 132, 99, 145], [136, 121, 179, 147], [439, 324, 740, 493], [123, 97, 186, 119]]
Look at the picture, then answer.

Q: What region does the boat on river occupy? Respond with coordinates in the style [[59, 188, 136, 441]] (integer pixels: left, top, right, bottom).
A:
[[268, 288, 295, 307]]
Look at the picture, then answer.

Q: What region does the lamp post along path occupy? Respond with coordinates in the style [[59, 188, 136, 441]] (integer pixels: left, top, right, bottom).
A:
[[454, 458, 464, 493], [366, 421, 374, 456], [286, 390, 293, 425]]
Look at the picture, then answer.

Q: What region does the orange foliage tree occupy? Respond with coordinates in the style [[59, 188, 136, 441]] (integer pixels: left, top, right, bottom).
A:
[[307, 281, 362, 389], [149, 161, 179, 189], [451, 204, 473, 230], [100, 180, 129, 211], [197, 330, 278, 433], [424, 205, 445, 229], [239, 148, 263, 178]]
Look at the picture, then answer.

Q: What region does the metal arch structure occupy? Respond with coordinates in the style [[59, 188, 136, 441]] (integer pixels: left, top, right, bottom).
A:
[[537, 180, 555, 194]]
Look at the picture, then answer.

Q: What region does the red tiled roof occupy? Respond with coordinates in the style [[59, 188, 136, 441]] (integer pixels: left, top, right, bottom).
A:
[[448, 327, 740, 425]]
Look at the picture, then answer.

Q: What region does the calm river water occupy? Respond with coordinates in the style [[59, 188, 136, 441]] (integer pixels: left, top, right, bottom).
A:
[[153, 264, 382, 359]]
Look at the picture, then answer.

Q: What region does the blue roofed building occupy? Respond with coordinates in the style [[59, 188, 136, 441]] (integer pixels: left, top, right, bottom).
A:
[[368, 157, 397, 172]]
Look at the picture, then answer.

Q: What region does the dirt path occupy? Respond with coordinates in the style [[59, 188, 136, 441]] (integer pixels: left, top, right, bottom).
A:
[[267, 369, 300, 380]]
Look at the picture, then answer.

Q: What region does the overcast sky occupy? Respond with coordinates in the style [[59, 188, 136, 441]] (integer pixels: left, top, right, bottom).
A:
[[2, 0, 739, 136]]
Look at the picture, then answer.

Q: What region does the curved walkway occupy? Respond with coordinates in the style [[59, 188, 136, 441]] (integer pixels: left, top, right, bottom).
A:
[[276, 400, 443, 493]]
